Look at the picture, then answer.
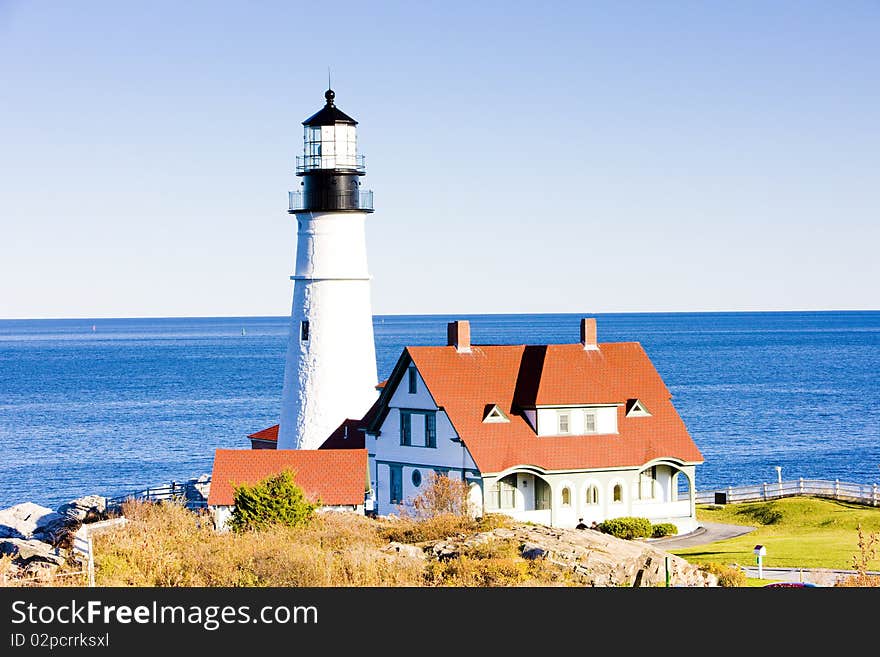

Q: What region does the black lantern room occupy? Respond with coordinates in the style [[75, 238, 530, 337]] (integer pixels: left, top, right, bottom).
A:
[[289, 89, 374, 213]]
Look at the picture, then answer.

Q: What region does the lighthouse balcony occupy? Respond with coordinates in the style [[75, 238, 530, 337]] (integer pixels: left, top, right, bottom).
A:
[[289, 190, 374, 213], [296, 154, 366, 174]]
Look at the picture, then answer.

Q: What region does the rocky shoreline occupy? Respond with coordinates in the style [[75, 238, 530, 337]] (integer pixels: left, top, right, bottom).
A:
[[0, 474, 212, 584]]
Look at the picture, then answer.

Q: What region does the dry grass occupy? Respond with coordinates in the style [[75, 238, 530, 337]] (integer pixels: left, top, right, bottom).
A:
[[86, 500, 579, 587], [378, 512, 511, 544], [424, 538, 579, 587], [93, 501, 424, 586]]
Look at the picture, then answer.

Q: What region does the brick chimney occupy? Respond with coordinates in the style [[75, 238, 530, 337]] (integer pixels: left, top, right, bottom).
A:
[[447, 320, 471, 353], [580, 318, 598, 350]]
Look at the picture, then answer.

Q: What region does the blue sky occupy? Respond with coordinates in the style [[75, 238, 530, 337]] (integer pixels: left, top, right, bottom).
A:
[[1, 1, 877, 319]]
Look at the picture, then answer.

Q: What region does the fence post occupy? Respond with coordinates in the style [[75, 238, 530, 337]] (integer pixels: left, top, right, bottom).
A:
[[873, 483, 878, 508], [763, 482, 767, 500], [728, 486, 732, 503], [834, 479, 840, 500], [87, 533, 95, 588], [799, 477, 804, 495]]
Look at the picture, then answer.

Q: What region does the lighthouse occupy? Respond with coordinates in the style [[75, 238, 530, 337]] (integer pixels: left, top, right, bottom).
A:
[[277, 88, 379, 450]]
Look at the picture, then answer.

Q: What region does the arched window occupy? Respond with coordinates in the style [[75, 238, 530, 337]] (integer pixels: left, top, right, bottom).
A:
[[585, 485, 599, 505], [561, 487, 571, 506], [613, 483, 623, 503]]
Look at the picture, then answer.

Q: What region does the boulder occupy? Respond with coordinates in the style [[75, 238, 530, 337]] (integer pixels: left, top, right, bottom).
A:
[[380, 542, 426, 560], [188, 474, 211, 503], [0, 537, 66, 567], [0, 503, 61, 540], [521, 542, 547, 560], [56, 495, 107, 524]]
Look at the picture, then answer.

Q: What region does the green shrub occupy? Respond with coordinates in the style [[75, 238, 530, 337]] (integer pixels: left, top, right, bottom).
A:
[[651, 523, 678, 538], [598, 516, 653, 540], [229, 469, 318, 533], [700, 562, 747, 587]]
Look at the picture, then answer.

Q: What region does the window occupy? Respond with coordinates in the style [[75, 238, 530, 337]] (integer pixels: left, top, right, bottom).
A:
[[613, 483, 623, 503], [639, 466, 657, 500], [558, 412, 570, 434], [408, 366, 417, 394], [300, 320, 309, 342], [584, 410, 596, 433], [399, 410, 436, 448], [411, 469, 422, 487], [585, 485, 599, 505], [499, 476, 516, 509], [488, 475, 517, 510], [400, 411, 412, 446], [389, 465, 402, 504], [425, 412, 436, 448], [561, 487, 571, 507]]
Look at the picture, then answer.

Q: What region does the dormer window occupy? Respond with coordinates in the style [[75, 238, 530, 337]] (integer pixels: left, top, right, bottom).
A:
[[583, 410, 597, 433], [558, 412, 570, 434], [626, 399, 651, 417], [483, 404, 510, 423]]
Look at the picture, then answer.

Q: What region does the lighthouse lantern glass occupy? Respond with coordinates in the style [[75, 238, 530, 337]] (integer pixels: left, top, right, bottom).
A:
[[303, 124, 357, 170]]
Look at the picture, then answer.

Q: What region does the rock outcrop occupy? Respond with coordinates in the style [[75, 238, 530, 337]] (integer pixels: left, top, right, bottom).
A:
[[0, 502, 62, 540], [422, 523, 717, 587], [0, 495, 111, 584]]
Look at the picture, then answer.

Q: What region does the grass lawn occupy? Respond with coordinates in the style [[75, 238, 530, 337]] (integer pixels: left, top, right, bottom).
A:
[[671, 496, 880, 574]]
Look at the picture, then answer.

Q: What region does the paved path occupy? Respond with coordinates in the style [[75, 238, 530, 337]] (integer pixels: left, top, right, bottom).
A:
[[648, 521, 756, 550]]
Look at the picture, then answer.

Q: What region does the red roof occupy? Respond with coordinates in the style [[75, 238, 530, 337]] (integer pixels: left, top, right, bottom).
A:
[[207, 449, 368, 506], [318, 418, 366, 450], [248, 425, 278, 442], [246, 397, 380, 450], [397, 342, 703, 474]]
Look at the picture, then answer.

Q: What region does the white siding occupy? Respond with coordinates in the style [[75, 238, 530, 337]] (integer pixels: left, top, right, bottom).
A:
[[371, 364, 477, 515]]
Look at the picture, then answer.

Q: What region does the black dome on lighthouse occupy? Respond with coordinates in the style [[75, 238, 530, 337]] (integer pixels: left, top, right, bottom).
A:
[[302, 88, 358, 126]]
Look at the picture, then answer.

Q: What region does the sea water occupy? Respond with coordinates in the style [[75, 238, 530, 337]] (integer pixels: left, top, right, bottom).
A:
[[0, 311, 877, 509]]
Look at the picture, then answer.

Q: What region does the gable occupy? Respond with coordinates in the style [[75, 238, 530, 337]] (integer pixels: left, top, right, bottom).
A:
[[482, 404, 510, 423], [625, 398, 652, 417]]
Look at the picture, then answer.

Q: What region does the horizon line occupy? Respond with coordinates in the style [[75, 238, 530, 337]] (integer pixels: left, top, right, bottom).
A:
[[1, 308, 877, 322]]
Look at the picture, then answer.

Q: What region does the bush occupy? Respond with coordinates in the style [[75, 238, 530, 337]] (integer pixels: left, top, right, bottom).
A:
[[407, 472, 473, 519], [651, 523, 678, 538], [598, 516, 653, 540], [700, 562, 747, 587], [229, 469, 317, 533]]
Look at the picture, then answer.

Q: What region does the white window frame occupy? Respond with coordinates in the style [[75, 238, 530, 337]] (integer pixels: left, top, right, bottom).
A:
[[558, 412, 570, 434], [583, 410, 597, 433]]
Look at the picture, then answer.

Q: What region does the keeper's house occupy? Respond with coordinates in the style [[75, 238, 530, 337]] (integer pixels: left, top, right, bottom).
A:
[[207, 448, 370, 531], [365, 318, 704, 533]]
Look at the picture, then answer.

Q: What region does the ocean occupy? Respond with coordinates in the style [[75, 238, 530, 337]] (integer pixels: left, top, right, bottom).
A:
[[0, 311, 877, 510]]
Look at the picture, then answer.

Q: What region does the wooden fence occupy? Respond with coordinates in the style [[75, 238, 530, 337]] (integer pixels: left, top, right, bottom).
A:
[[695, 478, 880, 507], [107, 479, 210, 511]]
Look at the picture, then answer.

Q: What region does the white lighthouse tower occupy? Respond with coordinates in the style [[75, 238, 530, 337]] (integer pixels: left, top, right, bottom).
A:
[[277, 88, 379, 450]]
